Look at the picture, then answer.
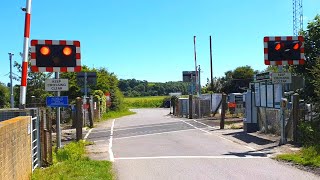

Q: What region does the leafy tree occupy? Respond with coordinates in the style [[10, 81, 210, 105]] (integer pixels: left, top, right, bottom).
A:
[[13, 59, 53, 107], [0, 82, 9, 108], [290, 15, 320, 145], [220, 66, 255, 94], [118, 79, 189, 97], [292, 15, 320, 101]]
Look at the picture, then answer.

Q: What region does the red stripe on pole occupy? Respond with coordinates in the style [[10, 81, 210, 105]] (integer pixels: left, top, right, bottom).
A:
[[263, 37, 269, 42], [288, 60, 293, 65], [264, 48, 268, 54], [24, 13, 31, 37], [76, 53, 81, 59], [287, 36, 293, 41], [31, 66, 39, 72], [21, 62, 28, 86], [45, 40, 52, 45], [300, 48, 304, 53], [276, 61, 282, 65]]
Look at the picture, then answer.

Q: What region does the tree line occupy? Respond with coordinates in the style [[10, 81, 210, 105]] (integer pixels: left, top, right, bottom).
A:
[[118, 79, 189, 97]]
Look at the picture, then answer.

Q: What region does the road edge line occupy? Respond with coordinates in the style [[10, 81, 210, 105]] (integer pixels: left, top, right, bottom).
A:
[[109, 119, 115, 162], [84, 128, 93, 140], [180, 119, 211, 134]]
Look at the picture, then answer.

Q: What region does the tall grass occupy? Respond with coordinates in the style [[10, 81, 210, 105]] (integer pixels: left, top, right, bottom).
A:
[[276, 145, 320, 167], [124, 96, 169, 108], [32, 140, 114, 180]]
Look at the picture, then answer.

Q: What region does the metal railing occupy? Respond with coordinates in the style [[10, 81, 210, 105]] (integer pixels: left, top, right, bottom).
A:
[[31, 116, 41, 171]]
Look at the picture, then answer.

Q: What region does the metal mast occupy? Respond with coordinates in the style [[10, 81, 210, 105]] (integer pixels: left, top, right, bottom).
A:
[[293, 0, 303, 35]]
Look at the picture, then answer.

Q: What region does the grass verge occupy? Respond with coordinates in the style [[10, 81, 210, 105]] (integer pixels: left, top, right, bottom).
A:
[[124, 96, 169, 108], [97, 109, 136, 122], [32, 140, 114, 180], [276, 145, 320, 167]]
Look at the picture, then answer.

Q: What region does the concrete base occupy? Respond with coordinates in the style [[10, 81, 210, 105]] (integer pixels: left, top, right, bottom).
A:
[[244, 123, 259, 133]]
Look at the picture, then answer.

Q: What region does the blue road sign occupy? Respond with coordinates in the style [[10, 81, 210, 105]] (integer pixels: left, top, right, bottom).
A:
[[46, 96, 69, 107]]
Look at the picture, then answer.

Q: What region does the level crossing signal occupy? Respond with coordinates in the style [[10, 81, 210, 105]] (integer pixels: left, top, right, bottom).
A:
[[264, 36, 305, 66], [30, 40, 81, 72]]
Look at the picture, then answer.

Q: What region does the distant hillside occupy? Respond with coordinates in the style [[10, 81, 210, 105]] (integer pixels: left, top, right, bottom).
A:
[[118, 79, 188, 97]]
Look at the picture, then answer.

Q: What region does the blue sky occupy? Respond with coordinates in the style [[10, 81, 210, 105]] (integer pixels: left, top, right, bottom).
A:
[[0, 0, 319, 87]]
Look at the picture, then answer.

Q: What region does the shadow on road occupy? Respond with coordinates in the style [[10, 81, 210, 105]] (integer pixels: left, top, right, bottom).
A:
[[223, 131, 275, 145], [223, 151, 269, 157]]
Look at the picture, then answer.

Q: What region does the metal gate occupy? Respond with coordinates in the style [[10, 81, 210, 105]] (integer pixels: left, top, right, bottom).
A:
[[31, 115, 41, 171]]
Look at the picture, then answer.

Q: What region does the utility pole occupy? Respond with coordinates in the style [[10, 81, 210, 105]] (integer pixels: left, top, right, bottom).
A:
[[279, 66, 286, 145], [198, 65, 201, 95], [8, 53, 14, 108], [210, 36, 214, 113], [55, 72, 61, 149], [193, 36, 199, 96]]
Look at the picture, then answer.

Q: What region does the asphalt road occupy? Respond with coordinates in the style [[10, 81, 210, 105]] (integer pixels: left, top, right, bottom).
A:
[[86, 108, 319, 180]]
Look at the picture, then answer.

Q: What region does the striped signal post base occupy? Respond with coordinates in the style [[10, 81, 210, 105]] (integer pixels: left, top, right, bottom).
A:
[[20, 0, 32, 108]]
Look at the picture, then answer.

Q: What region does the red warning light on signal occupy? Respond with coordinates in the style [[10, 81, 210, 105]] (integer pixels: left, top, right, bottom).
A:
[[63, 46, 72, 56], [40, 46, 50, 56], [293, 42, 301, 50]]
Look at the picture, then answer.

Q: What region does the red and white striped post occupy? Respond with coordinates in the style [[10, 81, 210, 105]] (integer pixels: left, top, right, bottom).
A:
[[20, 0, 32, 108]]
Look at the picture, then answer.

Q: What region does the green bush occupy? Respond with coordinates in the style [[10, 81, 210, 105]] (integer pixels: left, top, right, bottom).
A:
[[54, 140, 89, 163], [298, 121, 320, 146]]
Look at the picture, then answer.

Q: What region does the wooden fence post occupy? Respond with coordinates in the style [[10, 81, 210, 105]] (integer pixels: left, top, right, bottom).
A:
[[189, 95, 193, 119], [76, 97, 83, 141], [220, 93, 227, 129]]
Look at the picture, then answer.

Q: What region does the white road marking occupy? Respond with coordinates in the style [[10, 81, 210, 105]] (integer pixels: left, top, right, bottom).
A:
[[94, 139, 108, 143], [191, 120, 257, 151], [113, 128, 198, 140], [180, 119, 211, 134], [113, 122, 183, 132], [193, 119, 217, 129], [84, 128, 93, 140], [114, 155, 269, 160], [109, 119, 115, 162]]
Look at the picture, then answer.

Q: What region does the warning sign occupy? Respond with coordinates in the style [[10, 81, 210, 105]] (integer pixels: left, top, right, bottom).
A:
[[45, 79, 69, 91], [272, 73, 292, 84]]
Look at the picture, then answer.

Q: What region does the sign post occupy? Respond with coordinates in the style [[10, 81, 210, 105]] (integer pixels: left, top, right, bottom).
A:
[[263, 36, 305, 145]]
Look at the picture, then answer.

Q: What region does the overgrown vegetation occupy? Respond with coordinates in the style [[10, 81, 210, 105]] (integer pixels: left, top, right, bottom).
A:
[[0, 82, 9, 108], [276, 145, 320, 167], [277, 15, 320, 167], [124, 96, 169, 108], [32, 140, 114, 180]]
